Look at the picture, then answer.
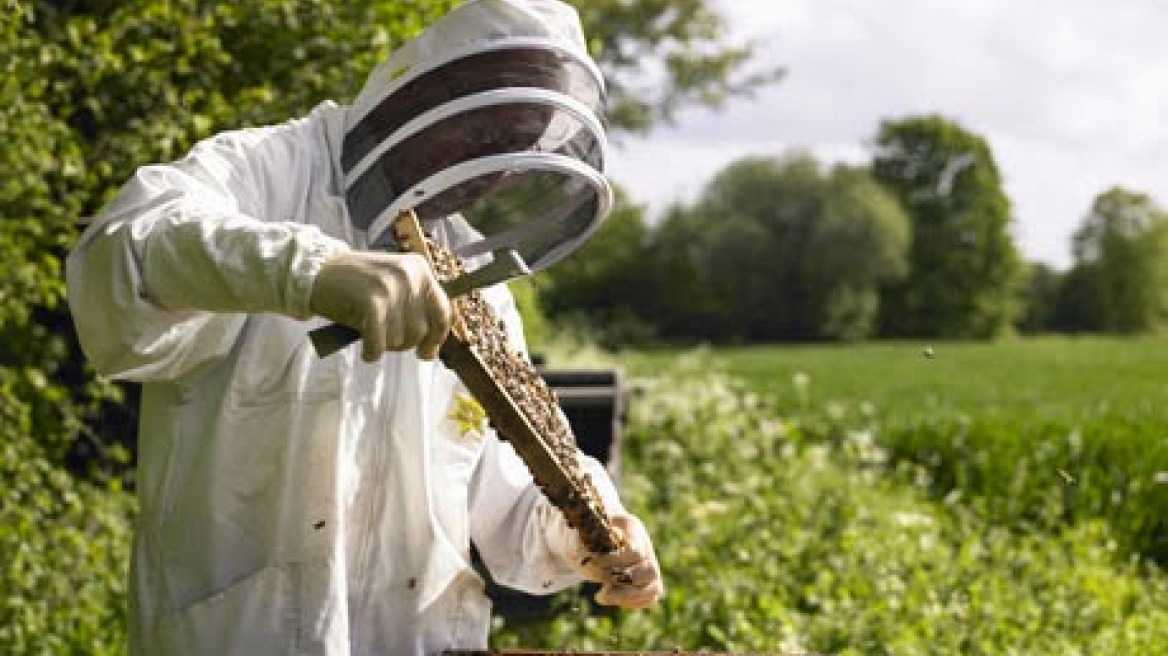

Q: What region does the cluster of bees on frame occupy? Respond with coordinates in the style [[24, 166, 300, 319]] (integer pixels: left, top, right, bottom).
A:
[[417, 232, 619, 550]]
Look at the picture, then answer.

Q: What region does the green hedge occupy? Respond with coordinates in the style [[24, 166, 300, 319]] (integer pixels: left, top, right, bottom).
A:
[[0, 431, 133, 655]]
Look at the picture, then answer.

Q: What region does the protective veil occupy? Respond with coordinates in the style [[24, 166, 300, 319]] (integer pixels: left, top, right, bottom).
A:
[[65, 1, 622, 654], [342, 0, 612, 272]]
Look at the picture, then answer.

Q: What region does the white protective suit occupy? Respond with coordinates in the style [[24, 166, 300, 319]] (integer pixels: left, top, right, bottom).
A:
[[66, 102, 623, 656]]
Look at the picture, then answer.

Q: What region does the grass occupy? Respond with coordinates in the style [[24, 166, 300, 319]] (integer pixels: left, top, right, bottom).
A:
[[678, 336, 1168, 424], [624, 336, 1168, 562]]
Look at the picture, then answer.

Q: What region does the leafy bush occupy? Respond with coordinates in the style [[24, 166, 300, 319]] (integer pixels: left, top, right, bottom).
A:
[[0, 428, 134, 655], [2, 0, 465, 483], [493, 352, 1168, 654], [885, 412, 1168, 564]]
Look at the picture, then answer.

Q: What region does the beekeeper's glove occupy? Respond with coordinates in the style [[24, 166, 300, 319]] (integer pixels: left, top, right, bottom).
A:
[[570, 513, 665, 609], [309, 250, 452, 362]]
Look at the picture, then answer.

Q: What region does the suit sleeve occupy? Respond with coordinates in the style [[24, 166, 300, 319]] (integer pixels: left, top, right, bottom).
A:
[[66, 123, 349, 383]]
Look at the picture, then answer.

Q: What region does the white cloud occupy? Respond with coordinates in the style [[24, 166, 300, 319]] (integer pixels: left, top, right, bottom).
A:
[[607, 0, 1168, 268]]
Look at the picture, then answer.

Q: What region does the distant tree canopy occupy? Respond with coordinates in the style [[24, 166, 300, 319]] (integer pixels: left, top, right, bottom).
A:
[[871, 115, 1024, 339], [654, 154, 911, 342], [1016, 262, 1063, 335], [543, 119, 1039, 345], [1061, 188, 1168, 334], [545, 114, 1168, 345], [536, 153, 912, 344], [536, 186, 660, 344]]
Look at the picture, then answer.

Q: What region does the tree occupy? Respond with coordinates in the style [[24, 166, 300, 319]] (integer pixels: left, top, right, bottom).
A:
[[1015, 262, 1064, 334], [810, 165, 914, 340], [535, 187, 662, 347], [567, 0, 783, 132], [1065, 187, 1168, 333], [649, 153, 911, 342], [636, 201, 729, 341], [1049, 262, 1107, 333], [871, 115, 1023, 338]]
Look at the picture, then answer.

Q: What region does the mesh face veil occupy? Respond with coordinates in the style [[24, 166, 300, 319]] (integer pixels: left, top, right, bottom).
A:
[[342, 0, 613, 273]]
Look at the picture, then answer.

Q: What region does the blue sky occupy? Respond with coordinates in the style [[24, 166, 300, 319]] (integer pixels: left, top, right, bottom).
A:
[[607, 0, 1168, 269]]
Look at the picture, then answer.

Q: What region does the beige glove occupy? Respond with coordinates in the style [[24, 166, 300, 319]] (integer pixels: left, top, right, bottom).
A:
[[572, 513, 665, 609], [309, 250, 452, 362]]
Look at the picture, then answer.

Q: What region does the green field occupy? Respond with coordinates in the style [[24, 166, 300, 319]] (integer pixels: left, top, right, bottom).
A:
[[654, 337, 1168, 423], [628, 337, 1168, 561]]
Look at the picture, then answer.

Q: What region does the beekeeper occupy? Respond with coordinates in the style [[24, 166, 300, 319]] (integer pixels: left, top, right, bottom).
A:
[[65, 1, 662, 654]]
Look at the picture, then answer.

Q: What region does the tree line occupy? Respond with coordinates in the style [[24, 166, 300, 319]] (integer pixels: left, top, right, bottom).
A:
[[537, 115, 1168, 346]]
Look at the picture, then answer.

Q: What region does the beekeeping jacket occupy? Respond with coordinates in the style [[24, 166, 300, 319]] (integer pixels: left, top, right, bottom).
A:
[[65, 3, 621, 654]]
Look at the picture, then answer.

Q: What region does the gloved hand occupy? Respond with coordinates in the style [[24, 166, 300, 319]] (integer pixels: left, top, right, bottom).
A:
[[571, 513, 664, 609], [309, 250, 452, 362]]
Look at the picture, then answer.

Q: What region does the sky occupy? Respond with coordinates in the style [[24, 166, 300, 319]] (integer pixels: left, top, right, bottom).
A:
[[605, 0, 1168, 269]]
